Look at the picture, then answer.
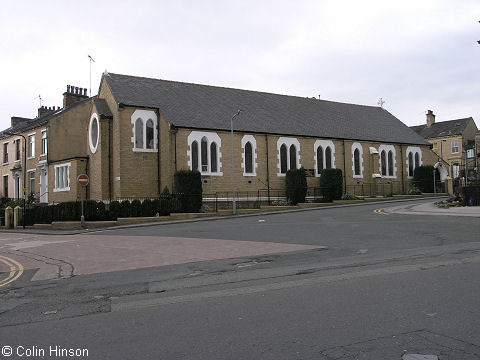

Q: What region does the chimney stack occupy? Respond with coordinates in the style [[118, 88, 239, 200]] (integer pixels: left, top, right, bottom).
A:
[[426, 110, 435, 127], [38, 105, 57, 118], [63, 84, 89, 108]]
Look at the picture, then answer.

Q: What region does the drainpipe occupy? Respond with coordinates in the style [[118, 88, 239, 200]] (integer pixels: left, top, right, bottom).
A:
[[156, 109, 161, 197], [265, 134, 270, 204], [108, 116, 112, 202], [342, 140, 347, 194], [400, 145, 405, 194]]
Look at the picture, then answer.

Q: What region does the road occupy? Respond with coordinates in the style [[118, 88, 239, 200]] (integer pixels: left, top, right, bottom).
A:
[[0, 199, 479, 359]]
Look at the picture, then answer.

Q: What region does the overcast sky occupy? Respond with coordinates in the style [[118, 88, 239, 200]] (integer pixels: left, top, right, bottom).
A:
[[1, 0, 479, 131]]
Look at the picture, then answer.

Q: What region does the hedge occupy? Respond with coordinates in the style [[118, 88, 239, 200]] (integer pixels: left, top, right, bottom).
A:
[[285, 167, 307, 205], [319, 168, 343, 201], [413, 165, 439, 193], [173, 170, 202, 212]]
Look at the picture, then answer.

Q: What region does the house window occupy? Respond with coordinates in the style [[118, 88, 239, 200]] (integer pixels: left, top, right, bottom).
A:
[[280, 144, 288, 173], [210, 142, 217, 173], [289, 144, 297, 170], [187, 131, 222, 175], [135, 118, 144, 149], [277, 137, 301, 176], [316, 146, 324, 174], [381, 151, 387, 176], [201, 137, 208, 172], [388, 151, 394, 176], [28, 134, 35, 158], [314, 140, 335, 177], [14, 139, 20, 161], [3, 142, 8, 163], [241, 135, 257, 176], [131, 110, 158, 152], [406, 147, 422, 178], [191, 141, 199, 171], [54, 163, 71, 192], [89, 114, 99, 154], [28, 170, 35, 196], [379, 145, 396, 178], [352, 143, 363, 178], [408, 152, 414, 177], [451, 140, 459, 154], [41, 130, 47, 155], [452, 163, 460, 178], [14, 174, 20, 200], [2, 175, 8, 198]]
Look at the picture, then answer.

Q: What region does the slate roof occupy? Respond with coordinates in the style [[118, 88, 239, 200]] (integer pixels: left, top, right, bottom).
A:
[[410, 118, 473, 139], [93, 98, 113, 118], [104, 73, 428, 146], [0, 112, 54, 139]]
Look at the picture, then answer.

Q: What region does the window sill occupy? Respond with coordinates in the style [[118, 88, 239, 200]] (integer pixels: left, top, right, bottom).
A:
[[200, 172, 223, 176], [40, 153, 47, 157], [2, 162, 8, 166], [353, 175, 364, 179], [53, 187, 70, 193], [27, 156, 35, 160], [243, 173, 257, 177], [132, 148, 158, 153]]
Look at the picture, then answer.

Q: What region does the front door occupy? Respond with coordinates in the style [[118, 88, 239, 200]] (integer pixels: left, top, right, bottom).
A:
[[39, 167, 48, 203]]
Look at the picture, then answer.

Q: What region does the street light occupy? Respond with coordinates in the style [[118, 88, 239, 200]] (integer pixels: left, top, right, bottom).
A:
[[4, 131, 27, 229], [230, 110, 243, 215]]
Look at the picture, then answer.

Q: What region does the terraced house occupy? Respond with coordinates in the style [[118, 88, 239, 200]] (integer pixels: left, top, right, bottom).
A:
[[1, 72, 439, 203]]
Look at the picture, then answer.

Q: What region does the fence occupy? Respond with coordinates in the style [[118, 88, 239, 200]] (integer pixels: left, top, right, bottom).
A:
[[345, 182, 399, 197], [460, 182, 480, 206]]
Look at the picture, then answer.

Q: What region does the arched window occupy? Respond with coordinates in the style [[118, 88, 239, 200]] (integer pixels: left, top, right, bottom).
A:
[[146, 119, 154, 149], [317, 146, 324, 174], [201, 137, 208, 172], [135, 118, 144, 149], [325, 147, 332, 169], [210, 142, 217, 173], [245, 142, 253, 173], [280, 144, 287, 174], [354, 149, 361, 176], [289, 144, 297, 170], [414, 152, 420, 169], [408, 152, 414, 177], [381, 150, 387, 176], [388, 151, 394, 176], [191, 141, 199, 171]]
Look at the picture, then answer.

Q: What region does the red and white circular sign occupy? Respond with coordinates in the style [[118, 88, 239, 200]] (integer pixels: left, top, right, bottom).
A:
[[77, 174, 89, 186]]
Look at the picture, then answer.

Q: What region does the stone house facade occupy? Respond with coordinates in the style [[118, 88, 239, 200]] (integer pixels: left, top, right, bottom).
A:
[[0, 73, 439, 203]]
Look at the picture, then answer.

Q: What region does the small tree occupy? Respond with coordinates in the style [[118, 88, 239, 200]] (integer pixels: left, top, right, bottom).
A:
[[413, 165, 439, 193], [320, 168, 343, 201], [173, 170, 202, 212], [285, 167, 307, 205]]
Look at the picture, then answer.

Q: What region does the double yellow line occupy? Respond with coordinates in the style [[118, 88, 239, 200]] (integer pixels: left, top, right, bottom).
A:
[[374, 208, 390, 215], [0, 255, 24, 288]]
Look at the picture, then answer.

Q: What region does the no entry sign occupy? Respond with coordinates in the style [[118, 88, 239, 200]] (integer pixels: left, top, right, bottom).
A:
[[77, 174, 89, 187]]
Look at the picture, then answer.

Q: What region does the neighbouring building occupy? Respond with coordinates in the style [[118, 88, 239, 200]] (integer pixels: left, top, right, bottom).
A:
[[410, 110, 478, 181], [1, 72, 440, 203]]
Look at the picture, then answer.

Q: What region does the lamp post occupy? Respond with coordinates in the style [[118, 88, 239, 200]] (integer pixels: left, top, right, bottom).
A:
[[4, 132, 27, 229], [230, 110, 243, 215]]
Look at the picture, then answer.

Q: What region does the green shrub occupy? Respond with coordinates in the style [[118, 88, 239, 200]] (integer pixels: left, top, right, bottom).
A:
[[320, 168, 343, 201], [342, 193, 357, 200], [109, 201, 121, 220], [407, 186, 422, 195], [413, 165, 439, 193], [141, 199, 154, 217], [131, 199, 142, 217], [173, 170, 202, 212], [119, 200, 131, 217], [285, 167, 307, 205]]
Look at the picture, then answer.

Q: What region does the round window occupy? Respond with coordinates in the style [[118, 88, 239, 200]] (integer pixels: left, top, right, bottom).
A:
[[89, 114, 99, 153]]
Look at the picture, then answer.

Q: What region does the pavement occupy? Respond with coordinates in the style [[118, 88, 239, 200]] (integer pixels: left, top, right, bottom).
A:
[[383, 202, 480, 217]]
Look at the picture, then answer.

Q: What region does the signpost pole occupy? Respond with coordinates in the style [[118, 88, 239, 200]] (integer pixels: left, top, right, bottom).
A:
[[81, 185, 85, 228], [77, 174, 89, 229]]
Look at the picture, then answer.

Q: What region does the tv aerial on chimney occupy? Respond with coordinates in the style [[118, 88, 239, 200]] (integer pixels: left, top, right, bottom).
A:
[[35, 94, 43, 107], [377, 97, 385, 108]]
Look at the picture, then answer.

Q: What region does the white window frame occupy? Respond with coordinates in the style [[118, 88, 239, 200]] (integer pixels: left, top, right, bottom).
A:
[[351, 142, 364, 178], [13, 138, 21, 162], [241, 135, 258, 176], [451, 140, 459, 154], [2, 175, 8, 198], [406, 146, 422, 179], [89, 114, 100, 154], [314, 140, 336, 177], [378, 144, 397, 179], [277, 137, 301, 177], [41, 129, 47, 156], [131, 110, 158, 152], [53, 162, 71, 192], [452, 163, 460, 178], [187, 131, 223, 176], [27, 133, 35, 159]]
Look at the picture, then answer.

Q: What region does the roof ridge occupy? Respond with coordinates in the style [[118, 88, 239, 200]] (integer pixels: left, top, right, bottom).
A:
[[106, 72, 382, 110]]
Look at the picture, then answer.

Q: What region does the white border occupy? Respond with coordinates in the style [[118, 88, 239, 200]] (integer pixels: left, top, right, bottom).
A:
[[241, 135, 258, 177], [187, 131, 223, 176], [53, 162, 71, 192], [314, 140, 336, 177], [277, 137, 301, 177], [89, 114, 100, 154], [351, 142, 364, 178], [405, 146, 422, 178], [378, 144, 397, 178], [131, 109, 158, 152]]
